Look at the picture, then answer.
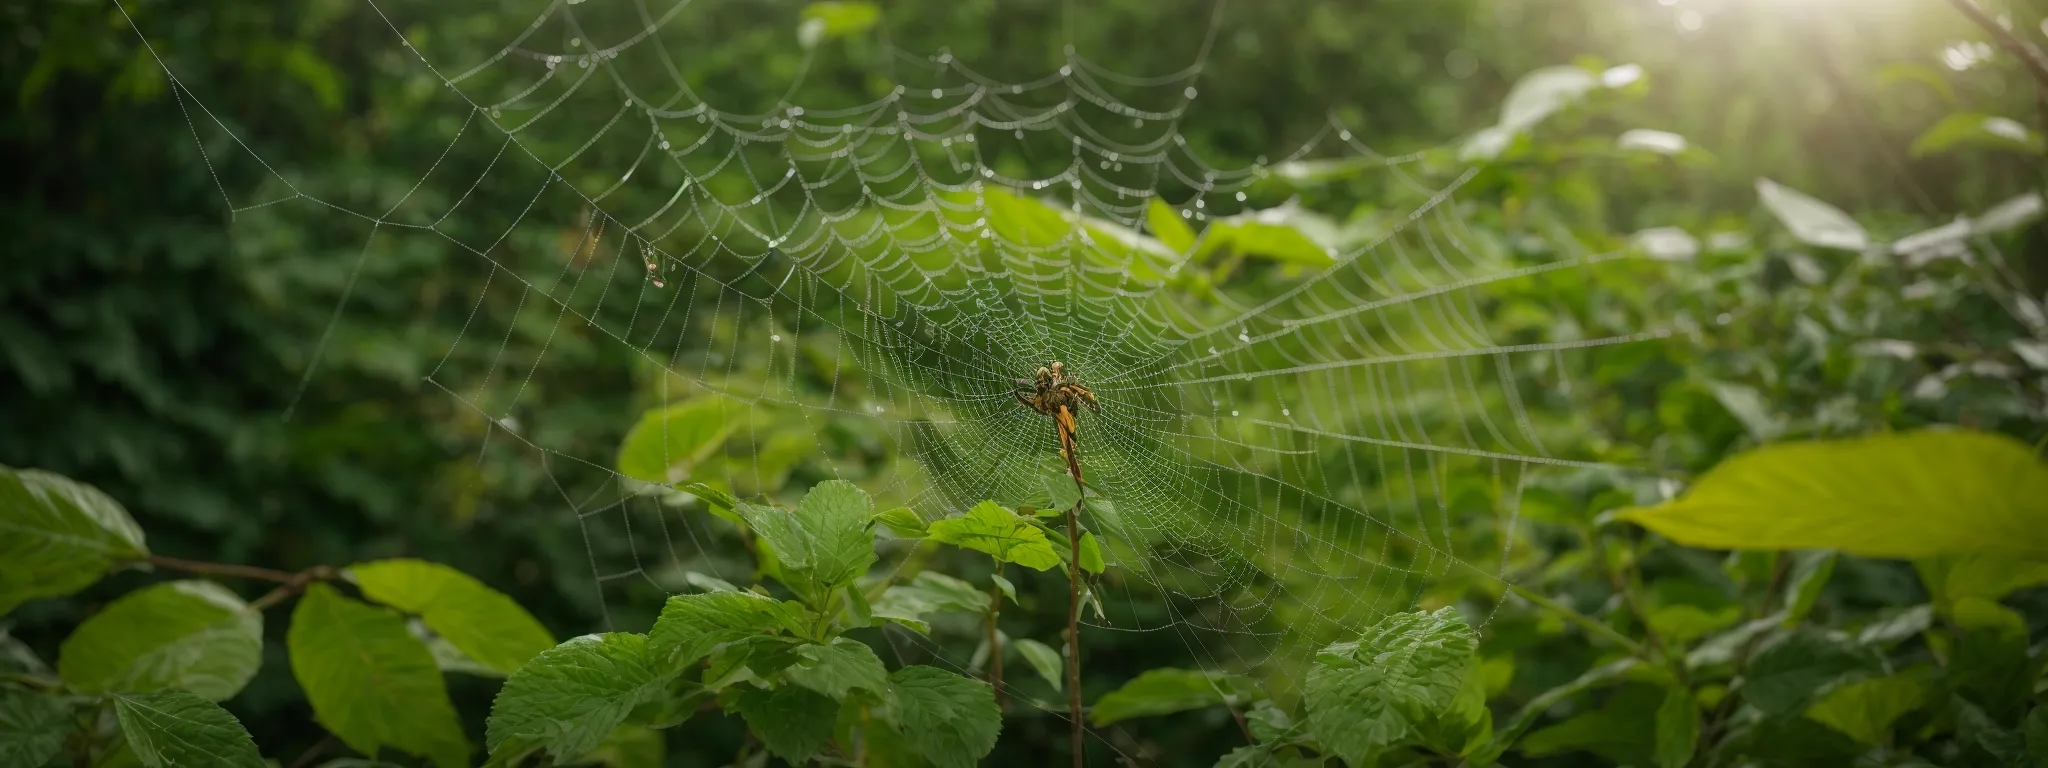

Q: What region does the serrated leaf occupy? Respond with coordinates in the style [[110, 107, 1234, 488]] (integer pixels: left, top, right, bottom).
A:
[[646, 592, 812, 672], [731, 685, 837, 763], [616, 399, 737, 485], [874, 572, 990, 627], [486, 633, 671, 762], [289, 583, 468, 768], [1742, 629, 1883, 716], [793, 480, 877, 588], [1146, 197, 1196, 254], [927, 501, 1062, 571], [1755, 178, 1869, 251], [1078, 532, 1105, 575], [873, 507, 927, 538], [112, 690, 264, 768], [1013, 638, 1064, 692], [889, 666, 1001, 768], [348, 559, 554, 675], [0, 465, 148, 615], [784, 637, 890, 702], [0, 687, 70, 767], [1618, 430, 2048, 559], [1305, 608, 1478, 766], [1803, 668, 1931, 745], [1091, 668, 1258, 725], [59, 580, 261, 701], [1654, 686, 1699, 768]]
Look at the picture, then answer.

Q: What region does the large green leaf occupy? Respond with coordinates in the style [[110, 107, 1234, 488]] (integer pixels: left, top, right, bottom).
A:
[[646, 591, 812, 672], [0, 465, 148, 615], [615, 399, 738, 485], [59, 580, 262, 700], [112, 690, 265, 768], [349, 558, 554, 675], [783, 637, 890, 702], [289, 583, 468, 768], [1619, 430, 2048, 558], [731, 685, 838, 763], [927, 501, 1062, 571], [888, 666, 1001, 768], [1090, 667, 1257, 725], [1803, 668, 1931, 745], [486, 633, 672, 762], [1304, 608, 1478, 766], [0, 687, 70, 767]]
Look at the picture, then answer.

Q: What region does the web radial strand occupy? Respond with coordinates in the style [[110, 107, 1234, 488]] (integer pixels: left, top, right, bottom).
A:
[[129, 0, 1691, 683]]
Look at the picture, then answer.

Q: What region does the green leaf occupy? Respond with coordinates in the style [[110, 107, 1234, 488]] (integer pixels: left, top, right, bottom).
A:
[[1742, 629, 1882, 716], [991, 573, 1016, 604], [615, 399, 737, 485], [646, 591, 811, 672], [731, 685, 838, 763], [1520, 685, 1660, 765], [1950, 597, 2032, 717], [59, 580, 261, 701], [1803, 668, 1931, 745], [793, 480, 877, 588], [1146, 197, 1196, 254], [1753, 178, 1870, 251], [1909, 113, 2045, 158], [2024, 706, 2047, 766], [888, 666, 1002, 768], [1465, 659, 1638, 766], [1013, 638, 1064, 692], [1916, 554, 2048, 604], [784, 637, 890, 702], [1783, 551, 1836, 625], [0, 465, 148, 615], [873, 507, 927, 538], [1654, 686, 1699, 768], [111, 690, 264, 768], [1618, 430, 2048, 558], [1078, 532, 1105, 575], [1414, 656, 1492, 757], [0, 687, 70, 767], [576, 723, 664, 768], [486, 633, 671, 762], [679, 482, 738, 515], [1304, 608, 1479, 766], [927, 501, 1063, 571], [348, 558, 554, 675], [795, 1, 880, 48], [1199, 203, 1343, 268], [289, 583, 468, 768], [1091, 668, 1258, 726]]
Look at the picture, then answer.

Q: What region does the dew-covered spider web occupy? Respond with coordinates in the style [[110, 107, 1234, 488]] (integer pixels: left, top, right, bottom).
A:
[[124, 0, 1705, 743]]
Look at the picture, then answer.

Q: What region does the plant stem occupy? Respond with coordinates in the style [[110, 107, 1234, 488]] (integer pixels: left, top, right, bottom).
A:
[[1063, 496, 1085, 768], [145, 554, 298, 583], [1940, 0, 2048, 89], [247, 566, 336, 612], [1504, 582, 1648, 657], [986, 566, 1007, 712]]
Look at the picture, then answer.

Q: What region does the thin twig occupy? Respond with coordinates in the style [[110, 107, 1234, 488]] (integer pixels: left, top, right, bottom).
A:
[[247, 566, 337, 612], [145, 555, 297, 583], [286, 734, 337, 768], [986, 565, 1007, 712], [1063, 496, 1085, 768]]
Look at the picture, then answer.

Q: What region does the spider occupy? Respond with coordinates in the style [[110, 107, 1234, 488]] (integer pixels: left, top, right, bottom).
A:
[[1014, 361, 1099, 484]]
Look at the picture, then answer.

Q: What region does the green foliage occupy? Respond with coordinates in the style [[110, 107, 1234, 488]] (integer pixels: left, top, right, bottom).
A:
[[485, 633, 671, 762], [1091, 668, 1258, 726], [887, 666, 1003, 768], [349, 558, 555, 675], [925, 501, 1064, 572], [1304, 608, 1480, 765], [0, 464, 147, 615], [614, 398, 739, 486], [289, 583, 470, 768], [0, 687, 70, 766], [1910, 113, 2046, 158], [1620, 430, 2048, 558], [58, 580, 261, 700], [112, 690, 266, 768], [1012, 638, 1065, 693]]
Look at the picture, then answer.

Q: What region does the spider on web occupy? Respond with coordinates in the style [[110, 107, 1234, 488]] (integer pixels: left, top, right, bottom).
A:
[[1013, 361, 1099, 486]]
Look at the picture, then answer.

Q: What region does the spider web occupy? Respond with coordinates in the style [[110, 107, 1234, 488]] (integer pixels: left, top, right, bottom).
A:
[[123, 0, 1699, 746]]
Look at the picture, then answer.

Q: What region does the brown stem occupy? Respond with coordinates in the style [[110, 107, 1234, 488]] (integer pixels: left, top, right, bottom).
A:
[[145, 555, 298, 583], [247, 566, 337, 612], [1940, 0, 2048, 89], [286, 734, 337, 768], [1064, 497, 1085, 768], [986, 566, 1007, 712]]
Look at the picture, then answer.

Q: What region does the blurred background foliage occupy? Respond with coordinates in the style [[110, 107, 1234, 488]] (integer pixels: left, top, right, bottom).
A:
[[3, 0, 2046, 765]]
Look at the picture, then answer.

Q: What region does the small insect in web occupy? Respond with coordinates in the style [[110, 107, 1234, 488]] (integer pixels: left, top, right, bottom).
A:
[[1013, 361, 1099, 484]]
